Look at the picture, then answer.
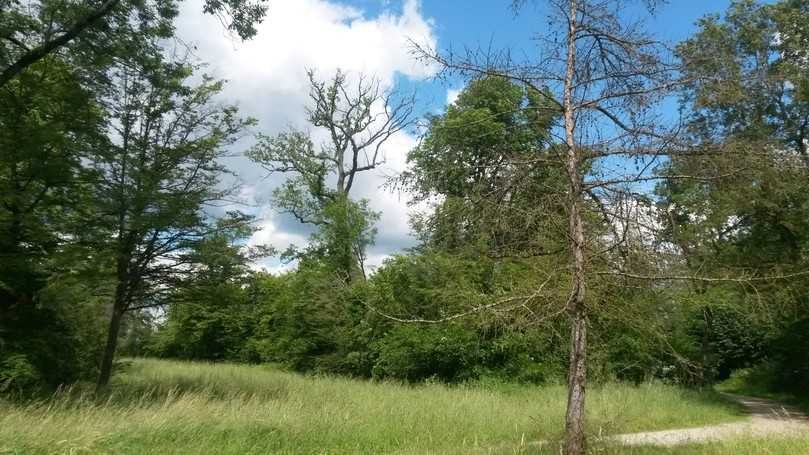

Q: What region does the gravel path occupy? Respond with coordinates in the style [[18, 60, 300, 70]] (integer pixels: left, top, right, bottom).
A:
[[611, 393, 809, 447]]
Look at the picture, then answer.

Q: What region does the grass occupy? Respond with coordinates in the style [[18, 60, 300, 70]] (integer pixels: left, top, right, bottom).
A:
[[0, 358, 747, 454], [599, 436, 809, 454]]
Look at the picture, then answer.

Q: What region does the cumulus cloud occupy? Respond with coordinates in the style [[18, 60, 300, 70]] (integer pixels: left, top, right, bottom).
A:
[[446, 87, 462, 106], [175, 0, 438, 272]]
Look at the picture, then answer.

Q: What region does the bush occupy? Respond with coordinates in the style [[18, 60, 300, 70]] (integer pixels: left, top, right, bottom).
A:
[[0, 354, 41, 394], [769, 317, 809, 395], [0, 277, 105, 393], [371, 324, 481, 382]]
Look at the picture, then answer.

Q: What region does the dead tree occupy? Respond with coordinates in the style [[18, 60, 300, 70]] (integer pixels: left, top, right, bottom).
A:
[[411, 1, 684, 452], [249, 69, 416, 281]]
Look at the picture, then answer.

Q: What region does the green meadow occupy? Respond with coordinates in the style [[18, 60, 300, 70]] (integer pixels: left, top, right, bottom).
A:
[[0, 358, 753, 454]]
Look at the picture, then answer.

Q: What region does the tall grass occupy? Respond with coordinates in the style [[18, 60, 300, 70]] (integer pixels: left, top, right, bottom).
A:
[[0, 358, 743, 454]]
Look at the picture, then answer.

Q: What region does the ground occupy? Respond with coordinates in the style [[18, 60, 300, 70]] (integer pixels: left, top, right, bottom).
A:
[[611, 393, 809, 448], [0, 358, 806, 454]]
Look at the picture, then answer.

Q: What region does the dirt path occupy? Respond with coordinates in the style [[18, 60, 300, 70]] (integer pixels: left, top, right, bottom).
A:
[[611, 393, 809, 447]]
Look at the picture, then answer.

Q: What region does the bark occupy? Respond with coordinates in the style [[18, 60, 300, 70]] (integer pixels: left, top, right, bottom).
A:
[[96, 247, 131, 390], [97, 290, 125, 389], [0, 0, 120, 88], [565, 303, 588, 454], [700, 305, 714, 385], [562, 1, 588, 453]]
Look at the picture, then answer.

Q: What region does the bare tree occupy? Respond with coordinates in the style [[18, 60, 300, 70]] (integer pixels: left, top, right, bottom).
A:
[[411, 1, 684, 452], [248, 69, 416, 280]]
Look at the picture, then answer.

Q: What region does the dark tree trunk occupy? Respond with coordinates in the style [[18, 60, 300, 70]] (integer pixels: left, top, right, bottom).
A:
[[97, 300, 124, 389], [97, 252, 130, 390], [700, 305, 714, 385]]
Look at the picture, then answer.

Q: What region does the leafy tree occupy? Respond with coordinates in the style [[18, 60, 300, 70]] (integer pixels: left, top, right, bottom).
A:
[[0, 0, 268, 87], [248, 262, 371, 373], [364, 252, 569, 383], [91, 44, 252, 387], [0, 55, 109, 391], [151, 222, 263, 362], [402, 75, 563, 257], [656, 0, 809, 384], [0, 56, 102, 308], [415, 1, 686, 451], [676, 0, 808, 164]]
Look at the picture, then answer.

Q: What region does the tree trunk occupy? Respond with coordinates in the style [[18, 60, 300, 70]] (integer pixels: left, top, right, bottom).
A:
[[565, 300, 588, 454], [97, 299, 124, 390], [700, 305, 714, 385], [97, 254, 130, 390], [562, 1, 588, 453]]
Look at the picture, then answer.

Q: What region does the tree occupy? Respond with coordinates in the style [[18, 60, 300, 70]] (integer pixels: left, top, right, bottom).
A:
[[402, 75, 563, 257], [675, 0, 808, 165], [91, 46, 252, 387], [151, 221, 263, 362], [0, 54, 111, 390], [0, 0, 268, 87], [656, 0, 809, 384], [0, 55, 103, 307], [413, 1, 685, 451], [248, 69, 415, 281]]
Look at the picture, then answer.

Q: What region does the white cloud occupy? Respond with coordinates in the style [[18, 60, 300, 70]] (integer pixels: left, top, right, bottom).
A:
[[446, 87, 461, 106], [246, 209, 308, 252], [175, 0, 438, 270]]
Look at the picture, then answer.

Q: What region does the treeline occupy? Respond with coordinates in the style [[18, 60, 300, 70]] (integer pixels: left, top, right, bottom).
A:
[[1, 0, 808, 414]]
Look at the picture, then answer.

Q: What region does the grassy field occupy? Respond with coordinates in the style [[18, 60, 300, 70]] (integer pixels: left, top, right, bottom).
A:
[[0, 358, 752, 454]]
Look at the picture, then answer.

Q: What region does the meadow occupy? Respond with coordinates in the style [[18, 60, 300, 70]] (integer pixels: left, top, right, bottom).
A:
[[0, 358, 769, 454]]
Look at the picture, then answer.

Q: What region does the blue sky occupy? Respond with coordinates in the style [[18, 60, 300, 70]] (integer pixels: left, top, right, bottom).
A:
[[176, 0, 743, 272], [367, 0, 740, 114]]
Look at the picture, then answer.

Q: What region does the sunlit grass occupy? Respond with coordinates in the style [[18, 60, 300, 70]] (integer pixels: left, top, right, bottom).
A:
[[0, 358, 745, 454], [601, 435, 809, 455]]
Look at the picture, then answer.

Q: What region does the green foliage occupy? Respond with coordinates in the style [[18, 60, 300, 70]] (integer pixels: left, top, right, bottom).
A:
[[3, 0, 808, 411], [371, 324, 481, 382], [0, 56, 102, 305], [403, 75, 564, 256], [768, 318, 809, 394], [1, 0, 263, 392], [0, 354, 41, 395], [651, 0, 809, 390], [247, 263, 372, 374], [676, 0, 809, 153], [0, 1, 268, 79], [149, 226, 264, 363], [0, 274, 106, 392], [291, 195, 380, 281]]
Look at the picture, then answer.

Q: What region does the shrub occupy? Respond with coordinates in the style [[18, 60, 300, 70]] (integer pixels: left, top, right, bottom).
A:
[[0, 354, 41, 394], [371, 324, 481, 382]]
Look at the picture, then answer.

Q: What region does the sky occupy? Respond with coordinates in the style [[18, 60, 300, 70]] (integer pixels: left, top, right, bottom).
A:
[[173, 0, 739, 273]]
